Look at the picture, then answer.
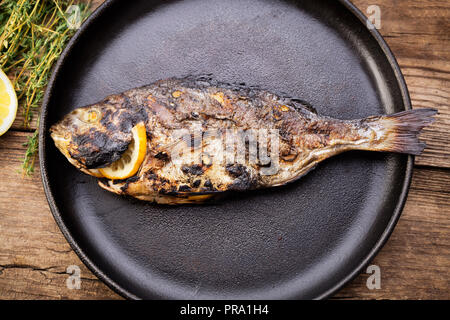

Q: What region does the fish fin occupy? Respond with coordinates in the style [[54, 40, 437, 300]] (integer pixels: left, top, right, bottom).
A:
[[369, 108, 437, 155], [98, 179, 123, 195], [290, 98, 318, 114]]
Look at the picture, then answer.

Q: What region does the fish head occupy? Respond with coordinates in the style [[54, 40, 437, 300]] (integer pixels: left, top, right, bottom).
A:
[[50, 100, 140, 170]]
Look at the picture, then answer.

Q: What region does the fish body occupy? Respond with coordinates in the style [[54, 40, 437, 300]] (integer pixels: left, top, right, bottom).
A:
[[50, 76, 436, 204]]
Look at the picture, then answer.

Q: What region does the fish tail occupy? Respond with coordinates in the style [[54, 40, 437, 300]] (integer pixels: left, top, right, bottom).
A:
[[366, 108, 437, 155]]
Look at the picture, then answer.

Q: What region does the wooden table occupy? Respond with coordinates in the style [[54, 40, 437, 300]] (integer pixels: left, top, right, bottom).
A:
[[0, 0, 448, 299]]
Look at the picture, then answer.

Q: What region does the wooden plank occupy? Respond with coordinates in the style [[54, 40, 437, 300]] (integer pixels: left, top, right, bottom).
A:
[[0, 131, 448, 299], [353, 0, 450, 61], [7, 0, 450, 169]]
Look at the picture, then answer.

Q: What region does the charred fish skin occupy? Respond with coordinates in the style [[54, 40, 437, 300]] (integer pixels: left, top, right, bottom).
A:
[[50, 75, 437, 204]]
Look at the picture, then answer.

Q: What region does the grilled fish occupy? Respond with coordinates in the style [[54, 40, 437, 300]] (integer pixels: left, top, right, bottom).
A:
[[50, 76, 436, 204]]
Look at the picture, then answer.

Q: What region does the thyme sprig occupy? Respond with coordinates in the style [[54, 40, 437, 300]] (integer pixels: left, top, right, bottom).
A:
[[0, 0, 91, 174]]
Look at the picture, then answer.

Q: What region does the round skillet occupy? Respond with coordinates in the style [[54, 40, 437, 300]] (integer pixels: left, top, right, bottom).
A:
[[39, 0, 413, 299]]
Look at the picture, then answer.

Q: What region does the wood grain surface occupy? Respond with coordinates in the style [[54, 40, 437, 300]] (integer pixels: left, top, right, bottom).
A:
[[0, 0, 448, 299]]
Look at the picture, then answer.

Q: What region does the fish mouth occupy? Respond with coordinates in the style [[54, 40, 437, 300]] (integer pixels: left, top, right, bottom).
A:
[[50, 128, 81, 170], [50, 123, 69, 155], [49, 123, 81, 167]]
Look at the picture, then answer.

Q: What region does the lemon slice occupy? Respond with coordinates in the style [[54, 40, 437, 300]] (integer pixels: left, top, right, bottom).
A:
[[0, 69, 18, 136], [99, 122, 147, 179]]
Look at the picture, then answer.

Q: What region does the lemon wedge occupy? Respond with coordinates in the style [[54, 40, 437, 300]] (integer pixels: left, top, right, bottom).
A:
[[99, 122, 147, 180], [0, 69, 18, 136]]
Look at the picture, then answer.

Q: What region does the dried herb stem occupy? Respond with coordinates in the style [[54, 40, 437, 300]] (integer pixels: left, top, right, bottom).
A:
[[0, 0, 91, 174]]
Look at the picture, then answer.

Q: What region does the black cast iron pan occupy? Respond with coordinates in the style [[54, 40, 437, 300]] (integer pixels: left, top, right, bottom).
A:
[[39, 0, 413, 299]]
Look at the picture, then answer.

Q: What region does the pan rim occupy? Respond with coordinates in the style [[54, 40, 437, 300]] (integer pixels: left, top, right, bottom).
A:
[[38, 0, 413, 300]]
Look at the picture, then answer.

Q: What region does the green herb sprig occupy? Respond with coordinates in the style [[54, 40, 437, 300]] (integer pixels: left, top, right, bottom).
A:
[[0, 0, 91, 175]]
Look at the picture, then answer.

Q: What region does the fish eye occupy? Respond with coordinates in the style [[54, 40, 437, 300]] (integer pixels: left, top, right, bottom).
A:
[[81, 109, 101, 123]]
